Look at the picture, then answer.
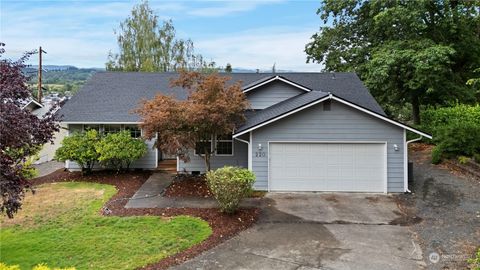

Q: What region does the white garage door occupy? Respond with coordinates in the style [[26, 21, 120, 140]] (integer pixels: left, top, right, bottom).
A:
[[269, 143, 386, 192]]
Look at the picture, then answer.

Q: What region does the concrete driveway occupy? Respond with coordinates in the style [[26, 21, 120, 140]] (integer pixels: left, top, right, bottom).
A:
[[172, 193, 425, 270]]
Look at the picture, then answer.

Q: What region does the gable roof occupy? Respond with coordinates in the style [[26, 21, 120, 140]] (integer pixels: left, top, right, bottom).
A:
[[242, 75, 312, 93], [58, 72, 385, 123], [233, 93, 432, 139]]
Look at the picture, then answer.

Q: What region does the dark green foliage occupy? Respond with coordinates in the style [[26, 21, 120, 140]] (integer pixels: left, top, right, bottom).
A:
[[421, 104, 480, 135], [95, 131, 147, 170], [55, 130, 100, 174], [306, 0, 480, 123], [206, 166, 255, 214], [56, 130, 148, 172], [431, 121, 480, 164], [474, 153, 480, 164]]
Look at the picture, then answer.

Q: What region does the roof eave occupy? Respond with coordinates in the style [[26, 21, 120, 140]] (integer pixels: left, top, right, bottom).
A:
[[233, 94, 432, 139], [242, 75, 312, 93]]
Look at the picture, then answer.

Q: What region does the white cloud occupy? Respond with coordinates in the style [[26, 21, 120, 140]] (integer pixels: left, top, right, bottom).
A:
[[195, 27, 323, 72]]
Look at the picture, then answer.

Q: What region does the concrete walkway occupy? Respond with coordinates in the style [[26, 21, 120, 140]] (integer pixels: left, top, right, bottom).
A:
[[33, 161, 64, 177], [125, 172, 260, 208]]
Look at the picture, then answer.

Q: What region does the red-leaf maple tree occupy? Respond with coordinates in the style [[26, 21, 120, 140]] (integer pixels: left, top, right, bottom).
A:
[[137, 71, 249, 171], [0, 43, 59, 218]]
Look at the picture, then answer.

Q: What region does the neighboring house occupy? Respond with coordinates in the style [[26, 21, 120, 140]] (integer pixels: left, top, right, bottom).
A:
[[23, 95, 68, 164], [58, 72, 431, 193]]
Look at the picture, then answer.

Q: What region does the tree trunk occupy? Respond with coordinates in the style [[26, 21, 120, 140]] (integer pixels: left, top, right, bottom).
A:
[[203, 153, 211, 172], [411, 95, 421, 125]]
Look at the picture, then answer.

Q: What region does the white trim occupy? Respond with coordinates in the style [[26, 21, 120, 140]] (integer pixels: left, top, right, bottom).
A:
[[233, 94, 432, 139], [234, 136, 251, 170], [155, 132, 158, 168], [403, 130, 407, 193], [249, 132, 253, 171], [215, 134, 234, 156], [405, 135, 423, 192], [384, 142, 388, 194], [268, 140, 388, 144], [267, 141, 388, 193], [233, 95, 331, 138], [176, 156, 180, 172], [194, 137, 213, 156], [243, 75, 312, 93], [21, 99, 43, 110]]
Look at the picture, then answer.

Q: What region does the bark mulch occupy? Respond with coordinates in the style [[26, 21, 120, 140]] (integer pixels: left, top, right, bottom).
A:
[[163, 175, 213, 198], [32, 169, 260, 270]]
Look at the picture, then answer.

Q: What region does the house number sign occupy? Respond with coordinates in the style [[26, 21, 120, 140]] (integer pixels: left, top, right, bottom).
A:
[[255, 152, 266, 157]]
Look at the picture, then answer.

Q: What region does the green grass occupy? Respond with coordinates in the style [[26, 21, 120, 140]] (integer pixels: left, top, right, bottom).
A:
[[0, 182, 212, 270]]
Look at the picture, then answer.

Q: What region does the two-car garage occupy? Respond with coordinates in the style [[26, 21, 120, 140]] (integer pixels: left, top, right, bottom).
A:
[[269, 142, 386, 193]]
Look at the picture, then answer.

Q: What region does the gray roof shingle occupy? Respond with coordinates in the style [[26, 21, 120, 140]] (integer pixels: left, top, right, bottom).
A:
[[58, 72, 385, 122]]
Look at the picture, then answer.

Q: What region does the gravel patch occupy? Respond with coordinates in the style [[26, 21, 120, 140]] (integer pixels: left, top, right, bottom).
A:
[[396, 144, 480, 269]]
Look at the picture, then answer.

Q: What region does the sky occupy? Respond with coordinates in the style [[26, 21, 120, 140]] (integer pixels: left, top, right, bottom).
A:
[[1, 0, 325, 71]]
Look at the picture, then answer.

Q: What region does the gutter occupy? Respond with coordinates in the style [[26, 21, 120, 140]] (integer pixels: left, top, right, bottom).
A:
[[405, 136, 423, 193], [234, 136, 252, 170]]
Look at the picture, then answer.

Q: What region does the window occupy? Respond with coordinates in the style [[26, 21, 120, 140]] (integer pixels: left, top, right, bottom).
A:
[[195, 140, 212, 156], [83, 124, 100, 132], [216, 133, 233, 155], [124, 125, 141, 138], [103, 124, 122, 134]]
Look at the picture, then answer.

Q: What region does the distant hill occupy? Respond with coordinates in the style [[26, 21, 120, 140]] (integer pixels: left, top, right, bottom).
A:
[[25, 65, 100, 96], [24, 65, 294, 97]]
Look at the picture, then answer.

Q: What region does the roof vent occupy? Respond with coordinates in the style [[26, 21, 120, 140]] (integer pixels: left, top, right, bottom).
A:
[[331, 72, 336, 79]]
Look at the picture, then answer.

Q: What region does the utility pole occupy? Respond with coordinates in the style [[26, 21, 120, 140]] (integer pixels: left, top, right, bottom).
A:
[[38, 46, 47, 103]]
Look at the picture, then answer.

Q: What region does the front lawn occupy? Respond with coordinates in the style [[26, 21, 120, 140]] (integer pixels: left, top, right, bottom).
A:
[[0, 182, 212, 270]]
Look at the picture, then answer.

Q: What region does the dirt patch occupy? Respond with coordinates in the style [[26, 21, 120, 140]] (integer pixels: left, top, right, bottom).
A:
[[324, 195, 339, 203], [0, 184, 104, 228], [388, 213, 423, 226], [365, 196, 380, 203], [32, 169, 259, 270], [164, 175, 213, 198]]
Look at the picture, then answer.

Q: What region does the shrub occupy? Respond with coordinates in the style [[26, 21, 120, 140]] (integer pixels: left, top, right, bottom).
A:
[[95, 131, 147, 170], [431, 121, 480, 163], [206, 166, 255, 214], [421, 104, 480, 135], [55, 130, 100, 174], [474, 153, 480, 164], [468, 248, 480, 270]]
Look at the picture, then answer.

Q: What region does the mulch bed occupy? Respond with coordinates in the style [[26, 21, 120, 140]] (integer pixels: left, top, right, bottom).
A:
[[163, 175, 213, 198], [32, 169, 260, 270]]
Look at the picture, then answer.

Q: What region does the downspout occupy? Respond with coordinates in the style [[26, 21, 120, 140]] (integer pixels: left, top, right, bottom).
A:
[[235, 136, 251, 170], [405, 136, 423, 193]]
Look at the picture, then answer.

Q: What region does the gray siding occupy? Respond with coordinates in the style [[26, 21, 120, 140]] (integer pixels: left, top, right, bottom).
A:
[[246, 81, 305, 109], [251, 101, 404, 192], [179, 139, 248, 173], [65, 124, 157, 170]]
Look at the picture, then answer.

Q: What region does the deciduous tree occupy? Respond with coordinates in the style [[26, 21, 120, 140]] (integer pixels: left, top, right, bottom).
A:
[[106, 1, 214, 72], [305, 0, 480, 124], [137, 71, 249, 171], [0, 43, 58, 218]]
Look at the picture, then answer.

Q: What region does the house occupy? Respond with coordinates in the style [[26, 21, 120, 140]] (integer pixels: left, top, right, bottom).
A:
[[58, 72, 431, 193], [22, 96, 68, 164]]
